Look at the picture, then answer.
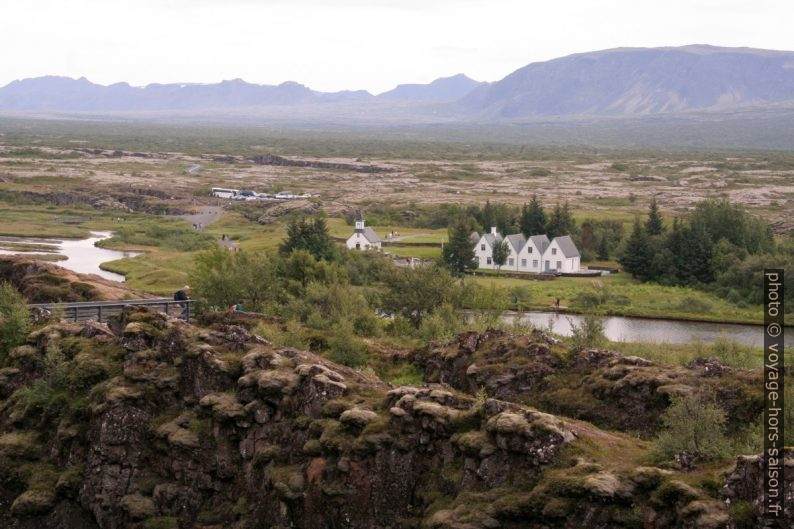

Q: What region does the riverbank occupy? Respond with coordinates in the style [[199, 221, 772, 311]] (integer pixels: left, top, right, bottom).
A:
[[468, 273, 778, 326], [494, 309, 791, 349]]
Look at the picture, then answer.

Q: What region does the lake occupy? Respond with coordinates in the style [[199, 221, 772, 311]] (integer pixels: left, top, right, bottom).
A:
[[0, 231, 138, 282], [506, 311, 791, 348]]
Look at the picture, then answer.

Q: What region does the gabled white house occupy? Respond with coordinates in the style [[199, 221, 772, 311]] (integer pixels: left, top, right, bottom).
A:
[[542, 235, 580, 273], [472, 228, 581, 273], [503, 234, 526, 271], [473, 227, 502, 268], [517, 234, 550, 272], [346, 210, 381, 251]]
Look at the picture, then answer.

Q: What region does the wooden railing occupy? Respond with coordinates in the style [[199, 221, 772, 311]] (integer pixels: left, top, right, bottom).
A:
[[27, 299, 195, 323]]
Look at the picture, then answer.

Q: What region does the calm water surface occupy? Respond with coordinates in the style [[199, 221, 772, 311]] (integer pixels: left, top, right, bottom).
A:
[[506, 311, 790, 348], [0, 231, 138, 282]]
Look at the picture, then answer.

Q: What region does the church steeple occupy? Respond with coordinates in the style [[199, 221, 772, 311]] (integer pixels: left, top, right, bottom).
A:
[[355, 209, 365, 231]]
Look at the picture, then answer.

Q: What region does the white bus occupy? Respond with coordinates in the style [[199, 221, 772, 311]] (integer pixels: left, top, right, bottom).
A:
[[211, 187, 239, 199]]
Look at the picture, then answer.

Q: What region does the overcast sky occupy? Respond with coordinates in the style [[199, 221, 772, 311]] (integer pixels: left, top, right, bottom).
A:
[[1, 0, 793, 94]]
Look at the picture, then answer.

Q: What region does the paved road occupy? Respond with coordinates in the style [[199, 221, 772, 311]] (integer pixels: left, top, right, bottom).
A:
[[179, 206, 239, 250], [180, 206, 224, 229]]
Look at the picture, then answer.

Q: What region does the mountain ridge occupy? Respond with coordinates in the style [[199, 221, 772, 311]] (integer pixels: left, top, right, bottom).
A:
[[2, 45, 794, 117]]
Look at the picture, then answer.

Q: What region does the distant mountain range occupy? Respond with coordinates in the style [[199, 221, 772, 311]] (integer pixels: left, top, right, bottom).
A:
[[2, 45, 794, 119]]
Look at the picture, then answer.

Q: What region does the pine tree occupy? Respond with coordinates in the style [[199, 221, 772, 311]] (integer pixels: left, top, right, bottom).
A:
[[596, 233, 610, 261], [547, 201, 576, 239], [645, 197, 665, 235], [442, 217, 478, 276], [520, 195, 547, 236], [481, 200, 496, 232], [682, 221, 714, 284], [280, 216, 336, 261], [619, 218, 653, 280]]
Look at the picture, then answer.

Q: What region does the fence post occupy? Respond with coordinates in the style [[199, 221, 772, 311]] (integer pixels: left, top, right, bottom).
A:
[[186, 302, 190, 322], [97, 306, 102, 323]]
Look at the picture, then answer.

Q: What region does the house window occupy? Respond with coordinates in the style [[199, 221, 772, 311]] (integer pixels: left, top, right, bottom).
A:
[[486, 257, 492, 265], [475, 256, 480, 263], [556, 260, 562, 269], [508, 258, 514, 266], [480, 244, 485, 251], [532, 260, 538, 267], [521, 259, 527, 267], [528, 247, 532, 254], [355, 243, 360, 249], [551, 248, 557, 255]]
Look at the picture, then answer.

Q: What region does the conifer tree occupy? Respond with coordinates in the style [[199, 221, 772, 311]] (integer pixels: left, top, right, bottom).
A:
[[547, 201, 576, 239], [619, 218, 653, 280], [520, 195, 547, 236], [645, 197, 665, 235], [442, 217, 478, 276], [596, 233, 610, 261]]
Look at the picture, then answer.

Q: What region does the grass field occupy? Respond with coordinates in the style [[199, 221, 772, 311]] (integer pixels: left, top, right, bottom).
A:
[[469, 273, 767, 324]]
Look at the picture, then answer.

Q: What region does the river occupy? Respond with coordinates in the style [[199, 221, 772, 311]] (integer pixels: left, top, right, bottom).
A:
[[505, 311, 791, 348], [0, 231, 139, 282]]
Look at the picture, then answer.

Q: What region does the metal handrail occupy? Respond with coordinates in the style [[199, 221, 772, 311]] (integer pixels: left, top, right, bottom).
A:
[[28, 298, 195, 322]]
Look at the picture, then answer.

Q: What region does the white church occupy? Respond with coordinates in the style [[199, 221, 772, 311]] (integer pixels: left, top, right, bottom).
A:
[[473, 227, 581, 273], [346, 210, 382, 251]]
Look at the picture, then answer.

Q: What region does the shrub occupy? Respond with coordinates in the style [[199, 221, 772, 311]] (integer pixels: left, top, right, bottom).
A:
[[327, 324, 369, 368], [675, 297, 712, 314], [651, 392, 730, 462], [419, 303, 462, 342], [568, 315, 606, 349], [709, 338, 756, 369], [0, 282, 30, 363]]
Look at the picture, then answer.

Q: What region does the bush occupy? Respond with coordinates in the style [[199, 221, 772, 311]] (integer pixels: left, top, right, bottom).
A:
[[651, 392, 730, 462], [675, 297, 712, 314], [568, 315, 606, 349], [191, 248, 280, 313], [0, 282, 30, 363], [418, 303, 462, 342], [327, 324, 369, 368], [709, 338, 756, 369], [572, 291, 603, 308]]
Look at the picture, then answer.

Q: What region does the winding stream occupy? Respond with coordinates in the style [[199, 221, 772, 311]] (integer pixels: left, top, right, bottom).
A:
[[0, 231, 139, 282]]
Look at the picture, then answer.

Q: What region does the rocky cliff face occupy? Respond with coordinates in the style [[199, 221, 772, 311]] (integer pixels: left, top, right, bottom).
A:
[[409, 329, 764, 433], [0, 310, 789, 529]]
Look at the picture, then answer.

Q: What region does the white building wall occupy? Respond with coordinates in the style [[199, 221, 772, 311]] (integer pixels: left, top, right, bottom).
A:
[[473, 236, 495, 270], [517, 241, 543, 273], [541, 240, 580, 273], [346, 232, 381, 251], [474, 234, 580, 274]]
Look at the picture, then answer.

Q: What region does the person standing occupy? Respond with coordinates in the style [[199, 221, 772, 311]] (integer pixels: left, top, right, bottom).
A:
[[174, 285, 191, 318]]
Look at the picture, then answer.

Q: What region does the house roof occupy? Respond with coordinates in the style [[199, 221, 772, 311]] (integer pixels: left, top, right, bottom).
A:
[[482, 233, 503, 247], [361, 227, 381, 244], [469, 231, 481, 245], [504, 234, 526, 252], [529, 234, 550, 254], [552, 235, 580, 258]]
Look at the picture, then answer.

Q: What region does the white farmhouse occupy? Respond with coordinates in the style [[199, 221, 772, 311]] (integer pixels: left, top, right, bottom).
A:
[[502, 234, 526, 271], [473, 227, 503, 268], [473, 227, 580, 273], [516, 234, 550, 272], [346, 210, 382, 251], [541, 235, 581, 273]]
